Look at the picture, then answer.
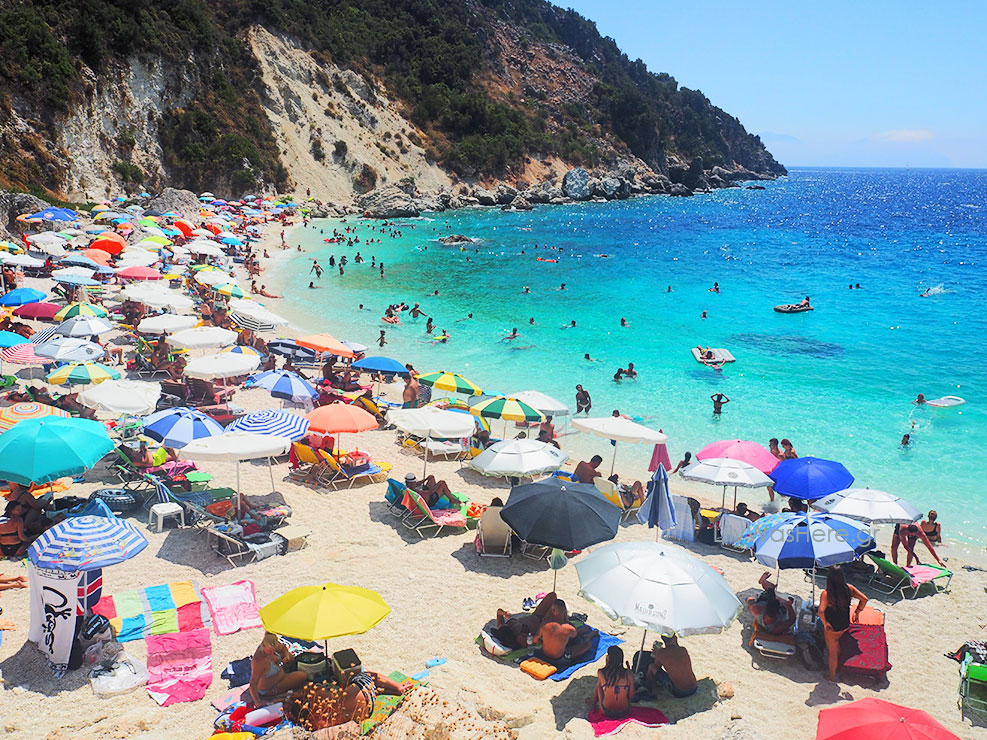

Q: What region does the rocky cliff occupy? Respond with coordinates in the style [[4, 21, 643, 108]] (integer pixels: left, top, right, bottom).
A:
[[0, 1, 784, 205]]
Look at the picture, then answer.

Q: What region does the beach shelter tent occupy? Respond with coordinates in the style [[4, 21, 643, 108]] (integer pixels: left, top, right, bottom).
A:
[[571, 416, 667, 475]]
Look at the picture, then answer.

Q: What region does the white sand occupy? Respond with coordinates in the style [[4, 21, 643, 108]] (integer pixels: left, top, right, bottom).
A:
[[1, 224, 984, 740]]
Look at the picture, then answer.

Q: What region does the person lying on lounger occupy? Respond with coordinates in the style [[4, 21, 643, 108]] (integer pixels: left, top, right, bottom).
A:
[[404, 473, 455, 508], [746, 571, 796, 635], [283, 670, 406, 730], [493, 592, 566, 650]]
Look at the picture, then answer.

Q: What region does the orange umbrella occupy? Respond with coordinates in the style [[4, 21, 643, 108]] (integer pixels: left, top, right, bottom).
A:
[[306, 403, 377, 435], [173, 219, 194, 238], [93, 232, 126, 247], [205, 223, 222, 235], [82, 248, 113, 266], [296, 333, 354, 358]]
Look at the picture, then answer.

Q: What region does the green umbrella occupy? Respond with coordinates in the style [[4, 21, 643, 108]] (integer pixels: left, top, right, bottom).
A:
[[415, 371, 482, 395], [470, 396, 545, 423], [46, 362, 121, 386], [0, 417, 113, 484]]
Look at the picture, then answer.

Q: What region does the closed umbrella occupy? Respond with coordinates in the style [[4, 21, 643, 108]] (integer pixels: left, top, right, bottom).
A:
[[0, 417, 113, 484], [34, 337, 105, 363], [0, 402, 70, 432], [636, 464, 677, 533], [79, 379, 161, 416], [259, 583, 390, 647], [816, 697, 961, 740], [812, 488, 922, 525], [142, 406, 225, 448], [29, 516, 147, 572], [184, 352, 259, 379], [228, 410, 310, 441], [137, 314, 198, 334], [696, 439, 780, 474], [167, 326, 237, 350], [770, 457, 854, 502], [248, 369, 318, 403], [468, 438, 568, 478], [572, 416, 667, 475], [54, 316, 114, 338], [682, 457, 773, 511], [500, 477, 621, 551], [46, 362, 120, 386]]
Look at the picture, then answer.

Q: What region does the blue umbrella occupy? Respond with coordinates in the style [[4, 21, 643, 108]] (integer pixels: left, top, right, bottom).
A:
[[29, 515, 147, 572], [0, 287, 46, 306], [219, 236, 243, 246], [28, 207, 78, 222], [142, 406, 225, 448], [227, 409, 310, 440], [735, 512, 791, 550], [769, 457, 854, 502], [637, 463, 677, 531], [54, 275, 100, 287], [247, 370, 318, 402], [753, 512, 874, 569], [267, 339, 317, 361], [0, 331, 30, 349], [60, 255, 100, 269], [351, 356, 408, 376]]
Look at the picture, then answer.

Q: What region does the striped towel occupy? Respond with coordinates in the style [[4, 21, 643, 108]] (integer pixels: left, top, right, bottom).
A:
[[91, 580, 210, 642]]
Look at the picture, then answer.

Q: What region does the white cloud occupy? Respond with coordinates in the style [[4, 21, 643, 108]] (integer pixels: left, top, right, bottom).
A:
[[875, 129, 933, 143]]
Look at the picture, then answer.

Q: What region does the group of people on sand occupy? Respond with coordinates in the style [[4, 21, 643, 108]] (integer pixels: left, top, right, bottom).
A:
[[586, 638, 698, 718], [493, 592, 597, 663], [0, 481, 65, 558]]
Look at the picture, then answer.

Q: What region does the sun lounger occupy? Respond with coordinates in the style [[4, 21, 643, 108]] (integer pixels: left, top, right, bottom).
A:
[[593, 476, 640, 523], [718, 513, 752, 552], [403, 490, 467, 538], [839, 621, 891, 682], [476, 506, 512, 557], [749, 596, 803, 659], [385, 478, 409, 517], [317, 449, 390, 489], [960, 657, 987, 717], [866, 553, 952, 598]]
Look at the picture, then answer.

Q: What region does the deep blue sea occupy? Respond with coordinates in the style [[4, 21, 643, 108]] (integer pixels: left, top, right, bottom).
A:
[[273, 168, 987, 545]]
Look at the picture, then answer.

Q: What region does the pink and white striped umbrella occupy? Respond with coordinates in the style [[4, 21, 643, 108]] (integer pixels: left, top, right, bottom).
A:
[[1, 343, 46, 365]]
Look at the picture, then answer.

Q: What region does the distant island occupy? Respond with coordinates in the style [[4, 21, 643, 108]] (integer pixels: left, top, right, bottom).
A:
[[0, 0, 784, 211]]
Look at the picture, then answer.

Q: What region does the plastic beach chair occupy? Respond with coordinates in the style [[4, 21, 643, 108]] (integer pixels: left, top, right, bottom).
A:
[[407, 491, 467, 538], [476, 506, 512, 558], [866, 553, 952, 599]]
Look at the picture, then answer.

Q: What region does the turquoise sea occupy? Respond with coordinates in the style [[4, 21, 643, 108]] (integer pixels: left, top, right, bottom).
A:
[[272, 168, 987, 545]]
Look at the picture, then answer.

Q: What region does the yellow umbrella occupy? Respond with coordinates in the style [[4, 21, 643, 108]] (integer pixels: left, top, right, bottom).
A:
[[259, 583, 390, 642]]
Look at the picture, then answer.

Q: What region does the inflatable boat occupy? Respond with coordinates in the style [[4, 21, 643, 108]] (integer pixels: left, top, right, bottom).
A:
[[774, 304, 814, 313]]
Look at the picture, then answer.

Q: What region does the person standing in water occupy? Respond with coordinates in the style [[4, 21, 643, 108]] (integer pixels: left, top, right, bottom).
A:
[[711, 393, 730, 414], [377, 330, 386, 348]]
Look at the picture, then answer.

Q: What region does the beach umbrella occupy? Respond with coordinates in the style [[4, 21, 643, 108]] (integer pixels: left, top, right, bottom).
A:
[[60, 255, 100, 270], [29, 516, 147, 572], [572, 416, 667, 475], [142, 407, 225, 448], [247, 369, 318, 403], [0, 417, 113, 484], [415, 371, 482, 395], [54, 274, 100, 287], [181, 430, 291, 499], [682, 457, 773, 511], [184, 352, 259, 379], [117, 266, 162, 280], [266, 339, 317, 361], [387, 405, 476, 475], [735, 512, 791, 550], [221, 345, 263, 357], [512, 390, 571, 417], [350, 356, 408, 376], [51, 267, 95, 281], [78, 379, 161, 416], [187, 242, 225, 258], [500, 477, 621, 551], [82, 248, 113, 265], [135, 290, 194, 313], [341, 340, 367, 354], [213, 283, 246, 298], [0, 402, 70, 432], [305, 403, 377, 436], [636, 464, 677, 533], [468, 438, 568, 478], [228, 409, 310, 441], [812, 488, 922, 525], [137, 314, 197, 334], [1, 343, 46, 365], [0, 331, 30, 349], [54, 303, 108, 321], [259, 583, 390, 645], [647, 439, 673, 473], [696, 439, 780, 474], [1, 254, 43, 269], [54, 316, 114, 338], [28, 207, 78, 222], [770, 457, 854, 502], [167, 326, 237, 350], [0, 288, 46, 307], [12, 302, 60, 321], [46, 362, 120, 386], [470, 396, 545, 423], [295, 332, 355, 358], [195, 270, 235, 286], [815, 697, 961, 740], [229, 307, 289, 332], [29, 326, 58, 345], [34, 337, 105, 363]]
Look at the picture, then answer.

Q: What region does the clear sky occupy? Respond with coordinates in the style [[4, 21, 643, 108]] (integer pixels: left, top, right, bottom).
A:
[[560, 1, 987, 168]]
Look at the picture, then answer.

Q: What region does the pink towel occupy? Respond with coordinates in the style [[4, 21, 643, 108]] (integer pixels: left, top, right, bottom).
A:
[[587, 707, 670, 736], [904, 564, 945, 587], [146, 627, 213, 706], [201, 580, 262, 636]]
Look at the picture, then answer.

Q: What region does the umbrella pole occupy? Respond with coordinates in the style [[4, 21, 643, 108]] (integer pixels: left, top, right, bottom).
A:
[[269, 457, 275, 493], [610, 442, 617, 476], [553, 568, 558, 593], [236, 461, 242, 517], [721, 484, 727, 511], [422, 440, 428, 478], [638, 629, 649, 671], [733, 485, 738, 511]]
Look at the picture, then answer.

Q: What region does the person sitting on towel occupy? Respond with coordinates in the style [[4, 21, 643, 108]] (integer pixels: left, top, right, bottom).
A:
[[587, 645, 635, 718], [645, 635, 697, 698], [249, 632, 310, 704], [747, 571, 796, 635], [532, 600, 595, 663], [494, 592, 565, 649]]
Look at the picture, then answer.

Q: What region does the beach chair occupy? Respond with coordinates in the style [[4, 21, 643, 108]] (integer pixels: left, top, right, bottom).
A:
[[404, 490, 467, 538], [960, 657, 987, 717], [749, 595, 802, 660], [866, 553, 952, 598], [317, 450, 391, 489], [167, 487, 239, 530], [385, 478, 409, 517], [288, 442, 322, 480], [594, 477, 640, 523], [476, 506, 512, 557], [718, 513, 752, 552], [207, 526, 257, 566]]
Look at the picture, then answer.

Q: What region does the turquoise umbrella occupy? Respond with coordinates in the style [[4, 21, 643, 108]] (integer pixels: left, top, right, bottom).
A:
[[0, 417, 113, 485]]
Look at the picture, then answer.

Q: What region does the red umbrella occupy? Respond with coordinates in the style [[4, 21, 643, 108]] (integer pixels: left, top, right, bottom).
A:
[[817, 698, 961, 740], [12, 302, 60, 320], [117, 266, 162, 281], [90, 238, 124, 256]]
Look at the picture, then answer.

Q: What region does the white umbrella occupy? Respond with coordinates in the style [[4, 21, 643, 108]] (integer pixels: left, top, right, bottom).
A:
[[512, 390, 571, 417], [186, 242, 225, 258], [681, 457, 773, 511], [0, 253, 44, 268], [181, 430, 291, 500], [27, 232, 67, 248], [387, 406, 475, 475], [576, 541, 742, 650], [34, 337, 105, 363], [54, 316, 115, 338], [468, 438, 568, 478], [195, 270, 235, 286], [143, 292, 194, 313], [168, 326, 237, 350], [51, 266, 95, 280], [137, 314, 198, 334], [571, 416, 667, 474], [116, 253, 158, 268], [812, 487, 922, 524], [184, 352, 259, 379], [79, 379, 161, 416]]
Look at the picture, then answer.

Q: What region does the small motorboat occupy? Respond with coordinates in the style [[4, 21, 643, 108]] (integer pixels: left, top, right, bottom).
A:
[[774, 304, 814, 313]]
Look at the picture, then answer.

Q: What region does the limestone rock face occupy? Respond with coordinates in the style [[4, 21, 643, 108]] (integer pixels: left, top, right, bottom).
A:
[[148, 188, 199, 218], [0, 191, 50, 238], [562, 167, 592, 200], [356, 185, 420, 218], [473, 188, 497, 206], [494, 184, 517, 204]]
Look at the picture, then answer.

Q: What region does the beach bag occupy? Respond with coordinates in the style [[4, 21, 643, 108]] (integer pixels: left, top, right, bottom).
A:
[[90, 651, 148, 697], [84, 640, 123, 669]]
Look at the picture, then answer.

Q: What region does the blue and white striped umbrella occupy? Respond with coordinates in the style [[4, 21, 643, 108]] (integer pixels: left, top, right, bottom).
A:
[[30, 326, 58, 345], [227, 409, 310, 440], [753, 512, 875, 569], [142, 406, 225, 448], [266, 339, 317, 361], [29, 515, 147, 572], [247, 370, 318, 402]]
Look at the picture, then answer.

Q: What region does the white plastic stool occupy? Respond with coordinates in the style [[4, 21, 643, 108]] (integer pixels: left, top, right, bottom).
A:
[[148, 502, 185, 532]]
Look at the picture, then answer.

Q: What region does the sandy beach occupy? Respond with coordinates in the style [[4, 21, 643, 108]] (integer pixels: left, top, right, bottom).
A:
[[1, 220, 985, 740]]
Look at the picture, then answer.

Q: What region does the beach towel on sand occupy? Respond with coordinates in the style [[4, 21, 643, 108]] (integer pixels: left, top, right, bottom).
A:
[[587, 707, 669, 736], [476, 624, 622, 682], [92, 580, 210, 642], [146, 627, 212, 706], [201, 580, 262, 636]]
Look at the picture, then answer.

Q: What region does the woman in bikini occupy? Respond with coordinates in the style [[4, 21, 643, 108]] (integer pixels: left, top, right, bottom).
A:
[[588, 646, 635, 717], [921, 510, 942, 544], [249, 632, 310, 704], [818, 565, 868, 682]]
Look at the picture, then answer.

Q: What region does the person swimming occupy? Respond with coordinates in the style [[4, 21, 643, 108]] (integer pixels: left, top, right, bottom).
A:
[[503, 328, 519, 341]]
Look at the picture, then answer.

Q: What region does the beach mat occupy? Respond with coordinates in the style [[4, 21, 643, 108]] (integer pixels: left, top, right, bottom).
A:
[[201, 580, 262, 636], [146, 627, 213, 706], [92, 579, 210, 642], [475, 622, 621, 681], [360, 670, 421, 735], [587, 707, 670, 736]]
